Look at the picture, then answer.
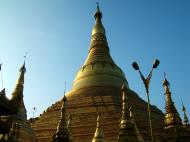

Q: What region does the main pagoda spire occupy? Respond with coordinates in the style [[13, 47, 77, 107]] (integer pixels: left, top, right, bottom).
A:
[[73, 4, 128, 90], [84, 4, 113, 66]]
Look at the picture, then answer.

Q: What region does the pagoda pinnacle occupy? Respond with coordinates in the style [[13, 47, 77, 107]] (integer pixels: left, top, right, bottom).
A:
[[163, 74, 182, 127], [12, 62, 26, 95], [92, 3, 105, 36], [120, 84, 130, 121], [181, 98, 189, 127], [118, 84, 143, 142], [92, 111, 105, 142], [10, 62, 27, 120], [52, 96, 73, 142], [89, 4, 108, 49]]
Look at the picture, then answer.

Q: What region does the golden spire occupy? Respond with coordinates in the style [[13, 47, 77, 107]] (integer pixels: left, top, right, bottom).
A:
[[52, 95, 73, 142], [88, 3, 110, 62], [11, 62, 26, 97], [181, 98, 189, 127], [10, 62, 27, 120], [118, 84, 142, 142], [92, 111, 105, 142], [120, 84, 130, 123], [92, 3, 105, 36], [72, 4, 128, 90], [163, 74, 182, 127]]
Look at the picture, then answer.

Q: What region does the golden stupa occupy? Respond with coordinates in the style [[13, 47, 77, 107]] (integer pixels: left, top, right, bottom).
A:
[[31, 5, 164, 142], [0, 63, 36, 142]]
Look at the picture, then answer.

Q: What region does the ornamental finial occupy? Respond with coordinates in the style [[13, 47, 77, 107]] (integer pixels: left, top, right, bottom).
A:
[[163, 72, 169, 87], [96, 2, 99, 10], [94, 2, 102, 19], [92, 2, 105, 35]]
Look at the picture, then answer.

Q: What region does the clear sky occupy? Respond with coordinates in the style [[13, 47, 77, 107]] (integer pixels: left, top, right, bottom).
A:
[[0, 0, 190, 119]]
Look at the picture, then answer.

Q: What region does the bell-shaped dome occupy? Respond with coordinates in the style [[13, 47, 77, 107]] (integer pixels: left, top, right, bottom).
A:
[[72, 5, 128, 90]]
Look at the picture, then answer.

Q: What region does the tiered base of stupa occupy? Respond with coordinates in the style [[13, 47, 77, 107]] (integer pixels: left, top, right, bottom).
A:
[[31, 86, 164, 142]]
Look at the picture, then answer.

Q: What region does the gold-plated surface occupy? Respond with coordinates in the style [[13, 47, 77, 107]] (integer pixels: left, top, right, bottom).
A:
[[11, 62, 26, 101], [31, 5, 165, 142], [92, 111, 105, 142], [181, 100, 190, 127], [32, 85, 164, 142], [92, 5, 105, 36], [73, 5, 128, 90], [4, 63, 36, 142], [52, 96, 73, 142], [118, 85, 143, 142], [163, 76, 182, 127], [162, 76, 190, 142], [120, 85, 130, 128], [10, 62, 27, 121]]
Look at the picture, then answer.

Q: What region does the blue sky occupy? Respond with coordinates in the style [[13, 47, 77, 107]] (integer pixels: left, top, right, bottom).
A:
[[0, 0, 190, 119]]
